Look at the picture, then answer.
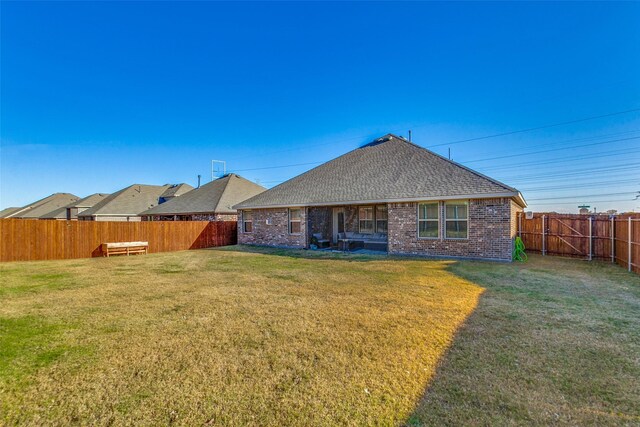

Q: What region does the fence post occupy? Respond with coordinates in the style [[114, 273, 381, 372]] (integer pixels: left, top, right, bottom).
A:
[[630, 217, 633, 272], [611, 216, 615, 263], [542, 215, 546, 256], [589, 216, 593, 261]]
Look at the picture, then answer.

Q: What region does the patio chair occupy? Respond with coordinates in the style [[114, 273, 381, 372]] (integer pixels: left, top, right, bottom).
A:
[[312, 233, 331, 248]]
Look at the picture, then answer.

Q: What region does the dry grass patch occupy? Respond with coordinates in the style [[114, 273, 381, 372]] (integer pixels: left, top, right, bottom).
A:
[[0, 247, 481, 426]]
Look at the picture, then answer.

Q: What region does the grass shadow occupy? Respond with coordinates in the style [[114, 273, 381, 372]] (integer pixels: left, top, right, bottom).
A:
[[405, 255, 640, 426], [212, 244, 498, 266], [212, 244, 391, 263]]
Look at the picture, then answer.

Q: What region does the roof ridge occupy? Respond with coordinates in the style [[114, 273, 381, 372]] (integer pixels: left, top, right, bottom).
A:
[[211, 174, 233, 213], [388, 135, 519, 194]]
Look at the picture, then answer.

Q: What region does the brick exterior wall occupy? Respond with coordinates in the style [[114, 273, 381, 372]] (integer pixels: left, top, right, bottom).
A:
[[238, 198, 522, 261], [510, 200, 522, 240], [388, 198, 518, 261], [237, 208, 308, 248]]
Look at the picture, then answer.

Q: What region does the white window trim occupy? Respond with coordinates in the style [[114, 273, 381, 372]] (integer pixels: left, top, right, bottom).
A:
[[243, 210, 253, 233], [358, 205, 375, 234], [288, 208, 302, 235], [417, 202, 440, 240], [444, 200, 469, 240], [375, 205, 388, 234]]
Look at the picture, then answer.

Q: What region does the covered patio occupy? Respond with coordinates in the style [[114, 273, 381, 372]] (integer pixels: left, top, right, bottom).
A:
[[308, 204, 389, 252]]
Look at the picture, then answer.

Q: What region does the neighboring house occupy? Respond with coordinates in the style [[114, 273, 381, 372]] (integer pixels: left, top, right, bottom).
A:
[[2, 193, 80, 219], [38, 193, 110, 220], [77, 184, 185, 221], [158, 183, 194, 204], [140, 174, 266, 221], [0, 207, 22, 218], [234, 134, 527, 261]]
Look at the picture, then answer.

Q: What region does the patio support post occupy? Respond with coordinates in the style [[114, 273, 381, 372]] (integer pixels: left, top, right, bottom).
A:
[[542, 215, 546, 256]]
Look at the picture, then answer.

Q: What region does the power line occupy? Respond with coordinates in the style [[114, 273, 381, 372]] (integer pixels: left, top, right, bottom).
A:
[[530, 199, 633, 206], [227, 107, 640, 163], [528, 191, 637, 201], [462, 136, 640, 164], [520, 178, 639, 192], [497, 162, 640, 181], [257, 161, 640, 188], [425, 107, 640, 148], [233, 145, 640, 176], [232, 161, 322, 173], [230, 132, 640, 176], [478, 147, 640, 172]]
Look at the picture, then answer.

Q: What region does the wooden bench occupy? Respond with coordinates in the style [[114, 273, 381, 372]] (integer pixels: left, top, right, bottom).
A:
[[101, 241, 149, 257]]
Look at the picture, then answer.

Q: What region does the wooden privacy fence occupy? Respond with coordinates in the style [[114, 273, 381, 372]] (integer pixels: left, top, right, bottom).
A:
[[0, 219, 237, 262], [518, 213, 640, 274]]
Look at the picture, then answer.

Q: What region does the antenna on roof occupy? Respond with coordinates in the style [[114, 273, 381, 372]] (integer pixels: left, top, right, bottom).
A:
[[197, 175, 201, 189], [448, 148, 451, 160], [408, 130, 412, 142], [211, 160, 226, 181]]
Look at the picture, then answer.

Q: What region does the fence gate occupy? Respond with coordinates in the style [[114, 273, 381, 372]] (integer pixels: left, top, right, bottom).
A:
[[519, 213, 619, 260], [518, 212, 639, 274], [547, 216, 586, 259]]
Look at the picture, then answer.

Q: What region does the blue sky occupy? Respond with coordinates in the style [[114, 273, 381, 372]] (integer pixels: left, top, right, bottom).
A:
[[2, 1, 639, 213]]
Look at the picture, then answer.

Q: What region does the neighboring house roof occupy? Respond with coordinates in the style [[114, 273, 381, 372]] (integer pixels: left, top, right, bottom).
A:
[[78, 184, 176, 217], [0, 207, 22, 218], [140, 174, 266, 216], [5, 193, 80, 218], [39, 193, 110, 219], [160, 183, 194, 200], [235, 134, 526, 209]]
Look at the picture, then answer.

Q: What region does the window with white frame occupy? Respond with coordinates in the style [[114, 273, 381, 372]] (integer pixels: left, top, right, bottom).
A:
[[376, 205, 388, 233], [243, 210, 253, 233], [445, 201, 468, 239], [289, 208, 302, 234], [358, 206, 374, 234], [418, 202, 439, 238]]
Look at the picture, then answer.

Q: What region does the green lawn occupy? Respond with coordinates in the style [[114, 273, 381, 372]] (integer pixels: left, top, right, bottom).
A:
[[0, 246, 638, 426]]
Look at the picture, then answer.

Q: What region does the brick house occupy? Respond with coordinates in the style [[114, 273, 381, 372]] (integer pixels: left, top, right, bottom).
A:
[[2, 193, 80, 219], [234, 134, 526, 261], [140, 174, 266, 221], [39, 193, 110, 220], [78, 184, 192, 221]]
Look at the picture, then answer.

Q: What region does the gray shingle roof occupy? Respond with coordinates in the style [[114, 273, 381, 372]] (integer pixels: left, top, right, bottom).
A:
[[39, 193, 110, 219], [0, 207, 22, 218], [78, 184, 175, 217], [160, 183, 194, 199], [6, 193, 80, 218], [140, 174, 266, 216], [235, 134, 525, 209]]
